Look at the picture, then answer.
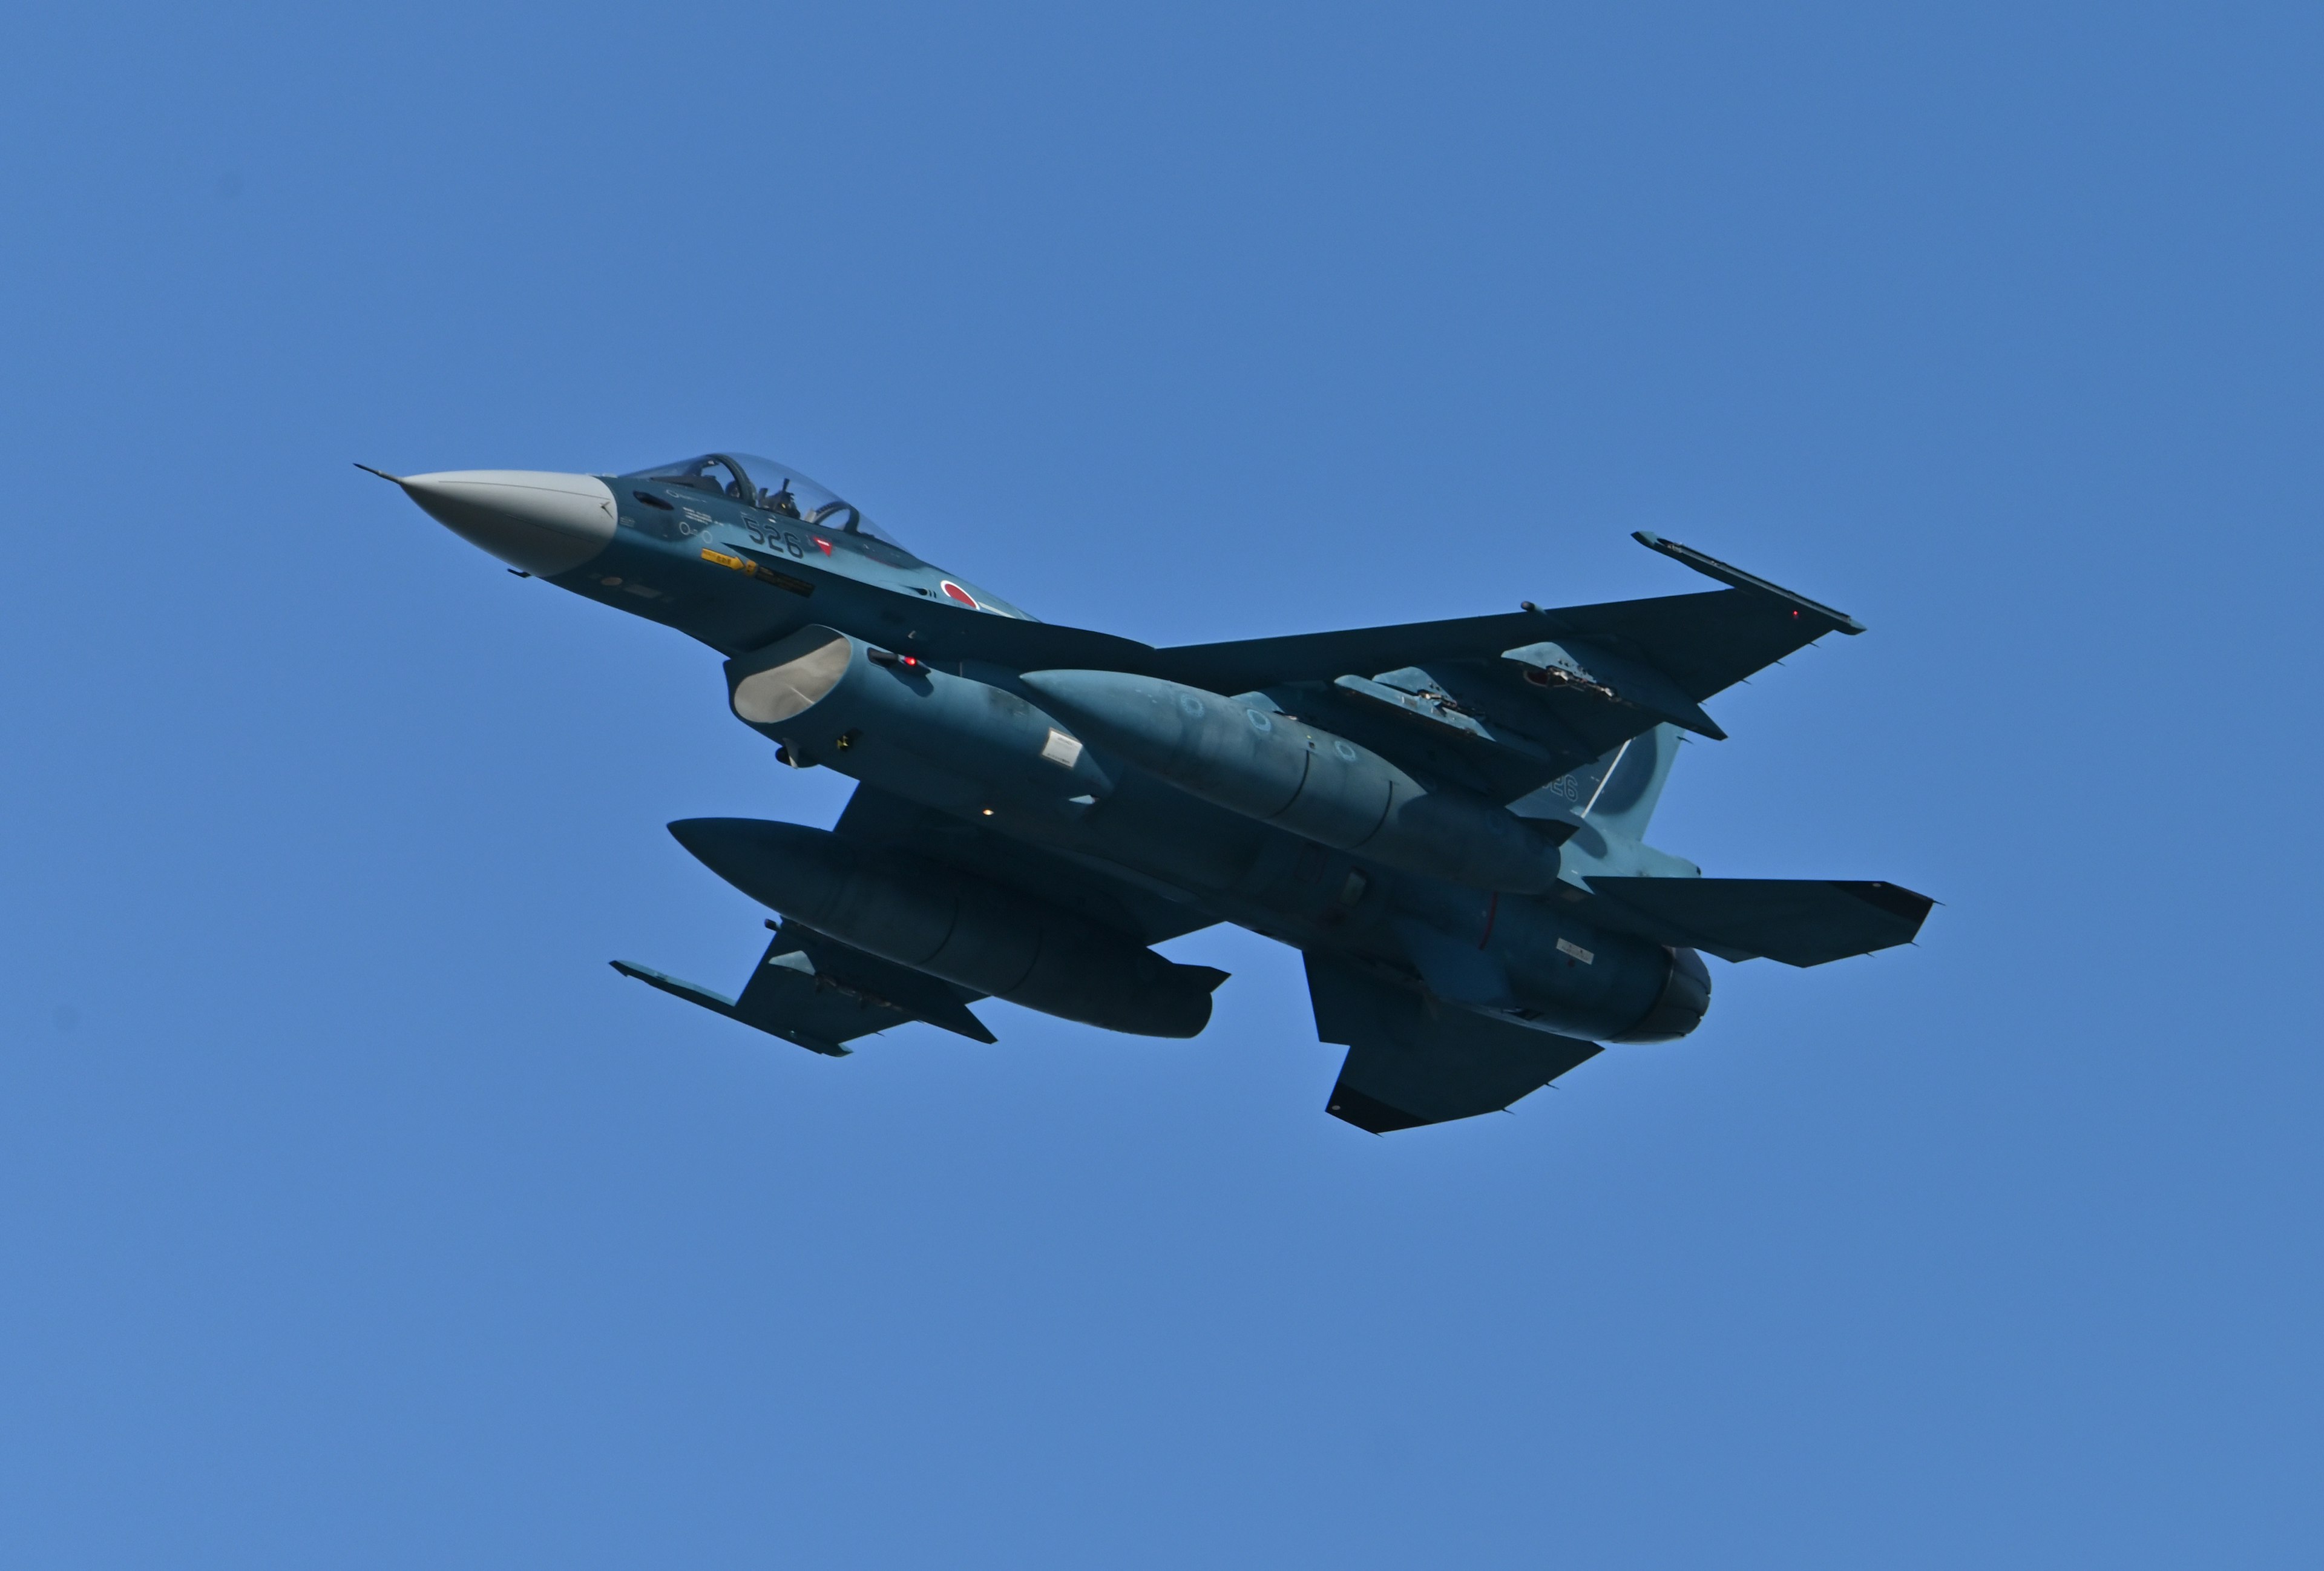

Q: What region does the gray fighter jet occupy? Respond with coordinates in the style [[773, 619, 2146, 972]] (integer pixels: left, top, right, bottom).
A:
[[368, 452, 1930, 1132]]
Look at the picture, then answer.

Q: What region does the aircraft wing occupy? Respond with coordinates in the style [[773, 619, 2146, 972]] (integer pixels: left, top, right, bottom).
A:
[[1141, 534, 1862, 799], [1306, 955, 1601, 1132], [1153, 533, 1860, 699], [613, 920, 995, 1055], [818, 587, 1161, 674], [1581, 877, 1934, 966], [772, 535, 1854, 803], [617, 786, 1216, 1054]]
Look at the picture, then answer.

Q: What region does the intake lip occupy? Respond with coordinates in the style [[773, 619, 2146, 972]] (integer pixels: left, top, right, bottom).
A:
[[729, 628, 853, 726]]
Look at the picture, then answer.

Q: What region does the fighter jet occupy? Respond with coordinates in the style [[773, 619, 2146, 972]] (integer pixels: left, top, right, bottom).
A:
[[367, 452, 1930, 1132]]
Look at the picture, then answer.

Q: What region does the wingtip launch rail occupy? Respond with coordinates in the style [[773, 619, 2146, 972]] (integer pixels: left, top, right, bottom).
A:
[[1631, 530, 1866, 634]]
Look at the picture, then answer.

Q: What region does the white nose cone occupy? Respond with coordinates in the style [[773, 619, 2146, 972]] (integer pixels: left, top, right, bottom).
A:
[[398, 470, 618, 576]]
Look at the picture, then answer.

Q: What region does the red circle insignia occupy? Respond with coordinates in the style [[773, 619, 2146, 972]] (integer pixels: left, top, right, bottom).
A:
[[940, 581, 979, 608]]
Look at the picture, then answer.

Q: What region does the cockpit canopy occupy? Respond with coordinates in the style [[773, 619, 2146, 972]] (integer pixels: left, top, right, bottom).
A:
[[625, 453, 908, 548]]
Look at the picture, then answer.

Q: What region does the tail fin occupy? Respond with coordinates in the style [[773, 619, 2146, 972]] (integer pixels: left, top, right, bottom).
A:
[[1583, 723, 1681, 840], [1513, 722, 1682, 842]]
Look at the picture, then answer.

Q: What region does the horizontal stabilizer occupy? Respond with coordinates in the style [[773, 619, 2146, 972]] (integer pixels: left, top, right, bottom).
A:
[[1307, 955, 1600, 1132], [1586, 877, 1932, 967]]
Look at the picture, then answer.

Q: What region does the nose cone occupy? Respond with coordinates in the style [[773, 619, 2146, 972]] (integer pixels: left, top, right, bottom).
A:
[[396, 470, 617, 576]]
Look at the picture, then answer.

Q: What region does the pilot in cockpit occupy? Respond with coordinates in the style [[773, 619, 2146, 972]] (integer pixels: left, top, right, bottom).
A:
[[626, 453, 907, 550]]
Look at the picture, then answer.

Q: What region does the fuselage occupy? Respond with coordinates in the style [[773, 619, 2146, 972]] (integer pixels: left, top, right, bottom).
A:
[[385, 456, 1709, 1046]]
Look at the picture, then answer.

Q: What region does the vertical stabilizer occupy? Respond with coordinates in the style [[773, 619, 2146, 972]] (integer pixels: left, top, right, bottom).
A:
[[1513, 723, 1682, 842], [1583, 723, 1681, 840]]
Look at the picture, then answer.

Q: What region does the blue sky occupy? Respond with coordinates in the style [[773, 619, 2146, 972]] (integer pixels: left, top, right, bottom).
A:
[[2, 3, 2319, 1565]]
